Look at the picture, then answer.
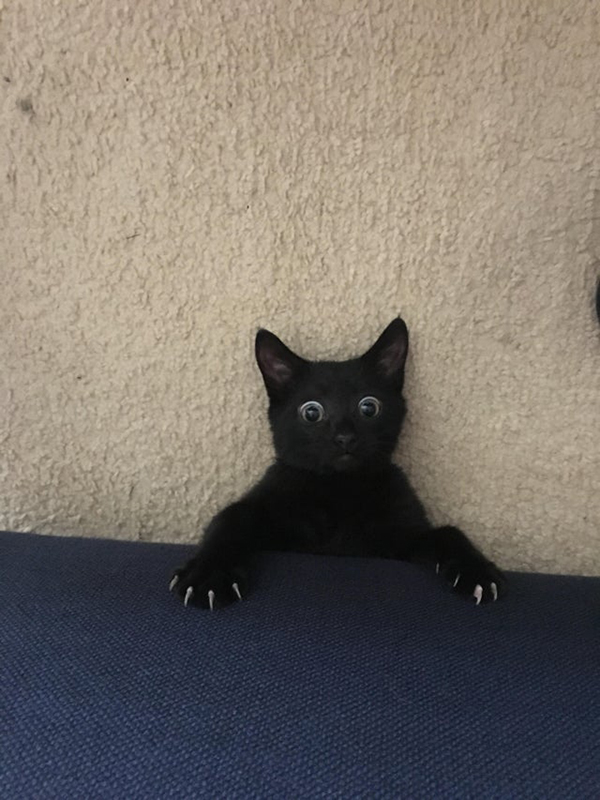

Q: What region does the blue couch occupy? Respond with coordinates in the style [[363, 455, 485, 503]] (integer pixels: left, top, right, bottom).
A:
[[2, 530, 599, 798]]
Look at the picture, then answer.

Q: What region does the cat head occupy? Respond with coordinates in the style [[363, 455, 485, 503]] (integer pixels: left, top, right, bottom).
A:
[[255, 319, 409, 474]]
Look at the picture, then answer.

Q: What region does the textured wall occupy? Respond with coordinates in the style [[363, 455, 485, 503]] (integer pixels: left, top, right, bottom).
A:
[[1, 0, 599, 575]]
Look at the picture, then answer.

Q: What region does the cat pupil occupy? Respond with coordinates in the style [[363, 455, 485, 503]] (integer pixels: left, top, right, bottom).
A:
[[300, 401, 324, 423], [359, 396, 381, 418]]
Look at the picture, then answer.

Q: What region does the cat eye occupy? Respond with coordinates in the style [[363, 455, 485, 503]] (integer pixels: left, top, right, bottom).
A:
[[358, 396, 381, 418], [299, 401, 325, 424]]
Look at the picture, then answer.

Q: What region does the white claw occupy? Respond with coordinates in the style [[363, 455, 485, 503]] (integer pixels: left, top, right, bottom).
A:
[[491, 582, 498, 602], [453, 573, 461, 588], [184, 586, 193, 607], [435, 562, 440, 574], [208, 589, 215, 611], [169, 575, 179, 592], [232, 582, 242, 601], [473, 585, 483, 606]]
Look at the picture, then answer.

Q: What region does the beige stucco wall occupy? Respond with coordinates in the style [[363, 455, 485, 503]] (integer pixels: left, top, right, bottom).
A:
[[1, 0, 599, 575]]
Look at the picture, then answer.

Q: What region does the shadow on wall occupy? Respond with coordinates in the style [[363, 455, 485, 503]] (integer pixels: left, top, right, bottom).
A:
[[591, 188, 600, 330]]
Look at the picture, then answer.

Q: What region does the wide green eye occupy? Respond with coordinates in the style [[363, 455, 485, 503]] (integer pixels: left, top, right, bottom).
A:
[[358, 396, 381, 418], [299, 401, 325, 423]]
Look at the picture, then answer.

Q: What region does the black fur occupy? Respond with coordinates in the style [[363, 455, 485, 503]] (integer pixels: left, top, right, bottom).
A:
[[171, 319, 505, 609]]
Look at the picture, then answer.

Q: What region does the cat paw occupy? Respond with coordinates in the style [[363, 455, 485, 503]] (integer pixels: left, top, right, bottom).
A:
[[169, 560, 247, 610], [438, 558, 505, 605]]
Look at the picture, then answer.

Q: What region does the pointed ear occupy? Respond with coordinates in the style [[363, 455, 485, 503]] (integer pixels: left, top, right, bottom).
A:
[[255, 329, 307, 398], [361, 318, 409, 382]]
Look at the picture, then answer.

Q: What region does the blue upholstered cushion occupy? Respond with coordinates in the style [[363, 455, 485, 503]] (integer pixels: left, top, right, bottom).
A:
[[1, 530, 599, 798]]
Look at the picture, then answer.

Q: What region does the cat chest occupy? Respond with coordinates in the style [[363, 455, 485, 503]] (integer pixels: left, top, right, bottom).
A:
[[277, 498, 384, 556]]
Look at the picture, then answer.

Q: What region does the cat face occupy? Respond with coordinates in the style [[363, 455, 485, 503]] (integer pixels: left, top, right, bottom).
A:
[[255, 319, 409, 474]]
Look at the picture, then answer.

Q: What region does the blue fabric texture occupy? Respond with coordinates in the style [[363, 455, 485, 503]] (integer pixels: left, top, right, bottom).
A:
[[1, 530, 599, 799]]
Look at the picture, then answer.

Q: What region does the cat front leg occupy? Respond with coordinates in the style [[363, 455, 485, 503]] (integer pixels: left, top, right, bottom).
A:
[[408, 525, 506, 605], [169, 500, 263, 610]]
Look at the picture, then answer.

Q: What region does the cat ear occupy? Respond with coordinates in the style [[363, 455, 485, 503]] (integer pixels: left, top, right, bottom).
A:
[[361, 318, 409, 382], [255, 329, 307, 397]]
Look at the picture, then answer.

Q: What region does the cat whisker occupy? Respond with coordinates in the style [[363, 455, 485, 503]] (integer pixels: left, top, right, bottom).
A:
[[232, 582, 242, 601], [169, 575, 179, 592], [473, 585, 483, 606], [452, 574, 461, 588], [435, 562, 440, 574], [491, 582, 498, 602], [208, 589, 215, 611], [184, 586, 193, 607]]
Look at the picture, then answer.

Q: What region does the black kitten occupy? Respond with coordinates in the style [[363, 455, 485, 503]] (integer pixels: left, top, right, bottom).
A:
[[170, 319, 505, 610]]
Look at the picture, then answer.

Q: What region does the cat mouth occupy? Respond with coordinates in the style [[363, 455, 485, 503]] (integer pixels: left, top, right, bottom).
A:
[[334, 453, 359, 470]]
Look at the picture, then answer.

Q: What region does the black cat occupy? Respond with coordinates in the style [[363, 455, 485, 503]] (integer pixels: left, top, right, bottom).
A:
[[170, 318, 504, 610]]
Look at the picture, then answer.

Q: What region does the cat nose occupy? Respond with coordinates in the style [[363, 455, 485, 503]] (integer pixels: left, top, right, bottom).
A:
[[334, 433, 357, 452]]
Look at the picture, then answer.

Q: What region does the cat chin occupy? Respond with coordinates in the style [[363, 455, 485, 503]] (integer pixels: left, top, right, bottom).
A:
[[332, 454, 360, 472]]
